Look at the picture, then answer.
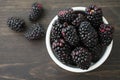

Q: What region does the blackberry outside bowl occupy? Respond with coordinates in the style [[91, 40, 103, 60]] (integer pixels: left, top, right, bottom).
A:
[[46, 7, 113, 73]]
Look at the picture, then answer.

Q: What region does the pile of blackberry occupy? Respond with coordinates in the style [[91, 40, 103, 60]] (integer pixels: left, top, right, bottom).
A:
[[51, 5, 114, 70], [7, 2, 45, 40]]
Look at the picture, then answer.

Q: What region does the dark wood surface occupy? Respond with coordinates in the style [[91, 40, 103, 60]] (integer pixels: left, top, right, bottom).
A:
[[0, 0, 120, 80]]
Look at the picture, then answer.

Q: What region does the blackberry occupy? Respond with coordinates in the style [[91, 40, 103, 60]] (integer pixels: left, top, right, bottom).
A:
[[7, 17, 26, 32], [58, 8, 77, 24], [62, 24, 79, 46], [78, 21, 98, 48], [85, 5, 103, 29], [71, 47, 92, 69], [72, 13, 86, 27], [25, 23, 45, 40], [50, 21, 64, 43], [88, 44, 103, 62], [29, 2, 43, 22], [99, 24, 114, 46], [52, 39, 73, 64]]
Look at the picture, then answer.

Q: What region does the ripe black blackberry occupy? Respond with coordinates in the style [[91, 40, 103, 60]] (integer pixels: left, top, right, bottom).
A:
[[88, 44, 103, 62], [7, 17, 26, 32], [72, 13, 86, 27], [71, 47, 92, 69], [24, 23, 45, 40], [50, 21, 64, 43], [29, 2, 43, 22], [58, 8, 77, 24], [62, 24, 79, 46], [78, 21, 98, 48], [85, 5, 103, 29], [52, 39, 73, 64], [99, 24, 114, 46]]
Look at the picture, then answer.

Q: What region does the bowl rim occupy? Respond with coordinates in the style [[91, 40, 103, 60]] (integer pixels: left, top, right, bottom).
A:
[[46, 7, 113, 73]]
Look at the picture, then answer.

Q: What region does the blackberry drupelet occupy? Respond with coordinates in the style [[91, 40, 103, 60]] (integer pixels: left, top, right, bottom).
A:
[[88, 44, 103, 62], [7, 17, 26, 32], [62, 24, 79, 46], [50, 21, 64, 43], [85, 5, 103, 29], [99, 24, 114, 46], [71, 47, 92, 69], [52, 39, 73, 64], [29, 2, 43, 22], [58, 8, 77, 24], [72, 13, 86, 27], [25, 23, 45, 40], [78, 21, 98, 48]]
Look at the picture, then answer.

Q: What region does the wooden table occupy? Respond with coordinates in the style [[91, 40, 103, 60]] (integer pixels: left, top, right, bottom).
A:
[[0, 0, 120, 80]]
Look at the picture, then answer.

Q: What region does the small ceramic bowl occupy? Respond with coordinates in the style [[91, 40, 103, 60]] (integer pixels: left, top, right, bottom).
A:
[[46, 7, 113, 73]]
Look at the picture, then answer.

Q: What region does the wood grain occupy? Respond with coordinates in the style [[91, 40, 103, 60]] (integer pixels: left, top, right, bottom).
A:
[[0, 0, 120, 80]]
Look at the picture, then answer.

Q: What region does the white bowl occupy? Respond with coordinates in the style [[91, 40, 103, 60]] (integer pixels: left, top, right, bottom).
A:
[[46, 7, 113, 73]]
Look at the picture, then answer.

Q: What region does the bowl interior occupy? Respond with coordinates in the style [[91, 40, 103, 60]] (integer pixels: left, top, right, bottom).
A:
[[46, 7, 113, 73]]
